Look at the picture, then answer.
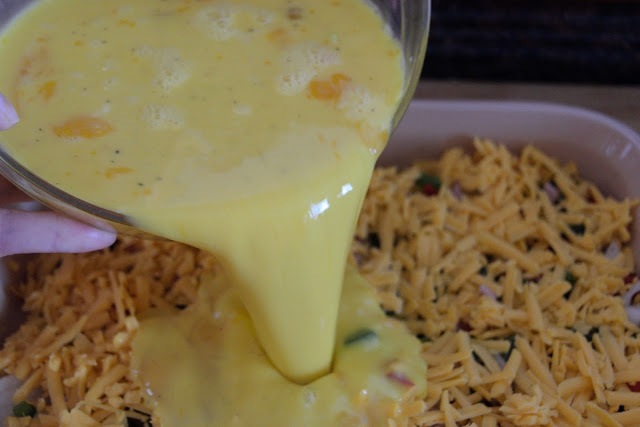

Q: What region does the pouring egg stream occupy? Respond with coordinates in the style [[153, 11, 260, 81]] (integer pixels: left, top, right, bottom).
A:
[[0, 0, 426, 425]]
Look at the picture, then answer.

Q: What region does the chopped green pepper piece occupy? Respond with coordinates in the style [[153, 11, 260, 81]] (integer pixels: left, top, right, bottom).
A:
[[13, 401, 36, 418], [344, 328, 378, 346], [415, 173, 441, 190], [569, 223, 586, 235]]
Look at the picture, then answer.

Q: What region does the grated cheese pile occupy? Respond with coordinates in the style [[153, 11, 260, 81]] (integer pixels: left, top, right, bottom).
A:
[[0, 240, 215, 426], [2, 139, 640, 426]]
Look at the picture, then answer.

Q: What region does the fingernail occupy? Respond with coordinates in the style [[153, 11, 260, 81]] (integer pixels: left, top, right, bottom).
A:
[[0, 93, 19, 130], [85, 227, 117, 248]]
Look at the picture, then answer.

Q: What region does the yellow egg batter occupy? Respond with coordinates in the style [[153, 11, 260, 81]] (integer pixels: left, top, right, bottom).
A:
[[0, 0, 426, 424], [134, 266, 425, 426]]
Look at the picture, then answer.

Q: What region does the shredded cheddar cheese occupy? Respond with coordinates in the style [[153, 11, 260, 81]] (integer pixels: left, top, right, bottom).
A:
[[352, 139, 640, 426]]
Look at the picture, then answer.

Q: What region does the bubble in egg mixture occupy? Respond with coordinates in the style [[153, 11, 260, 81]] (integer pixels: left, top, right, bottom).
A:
[[117, 6, 133, 16], [232, 102, 252, 115], [103, 77, 118, 91], [142, 104, 185, 131], [132, 45, 153, 58], [195, 4, 274, 41], [154, 49, 191, 92], [133, 46, 191, 92], [277, 43, 341, 96], [276, 70, 313, 97], [337, 84, 387, 127], [99, 100, 112, 114], [88, 39, 106, 49]]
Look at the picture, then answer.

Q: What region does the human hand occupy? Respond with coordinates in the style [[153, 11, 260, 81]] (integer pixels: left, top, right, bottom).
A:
[[0, 93, 116, 257]]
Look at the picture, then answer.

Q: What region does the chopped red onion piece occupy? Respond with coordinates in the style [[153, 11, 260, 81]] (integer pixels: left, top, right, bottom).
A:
[[479, 284, 497, 301], [623, 280, 640, 325], [385, 371, 414, 387], [456, 319, 472, 332], [628, 382, 640, 392], [0, 93, 19, 130], [352, 252, 365, 265], [623, 281, 640, 306], [422, 183, 438, 196], [626, 306, 640, 325], [451, 182, 463, 201], [543, 181, 560, 203], [494, 353, 506, 369], [604, 242, 620, 259]]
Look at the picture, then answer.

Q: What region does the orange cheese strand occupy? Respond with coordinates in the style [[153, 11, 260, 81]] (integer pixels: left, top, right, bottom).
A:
[[38, 81, 57, 101], [52, 116, 113, 139], [308, 73, 351, 101]]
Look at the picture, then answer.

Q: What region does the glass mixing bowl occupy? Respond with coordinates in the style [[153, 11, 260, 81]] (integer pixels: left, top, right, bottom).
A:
[[0, 0, 430, 237]]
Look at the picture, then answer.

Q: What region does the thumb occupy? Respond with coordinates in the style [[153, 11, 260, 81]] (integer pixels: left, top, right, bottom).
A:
[[0, 209, 117, 257], [0, 93, 19, 130]]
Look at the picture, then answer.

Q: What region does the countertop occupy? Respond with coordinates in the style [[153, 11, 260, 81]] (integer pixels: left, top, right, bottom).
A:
[[424, 1, 640, 85], [414, 80, 640, 135]]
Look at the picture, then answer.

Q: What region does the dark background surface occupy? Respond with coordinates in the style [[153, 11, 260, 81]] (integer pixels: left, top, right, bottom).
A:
[[421, 0, 640, 85]]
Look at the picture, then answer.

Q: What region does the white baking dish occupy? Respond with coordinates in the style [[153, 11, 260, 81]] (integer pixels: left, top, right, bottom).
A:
[[1, 99, 640, 420]]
